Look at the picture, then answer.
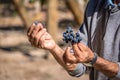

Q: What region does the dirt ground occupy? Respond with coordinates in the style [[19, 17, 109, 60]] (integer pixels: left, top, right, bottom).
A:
[[0, 24, 89, 80]]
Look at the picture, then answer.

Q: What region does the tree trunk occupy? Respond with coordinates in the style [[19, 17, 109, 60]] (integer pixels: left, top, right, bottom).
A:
[[12, 0, 32, 29], [47, 0, 58, 42], [66, 0, 84, 25]]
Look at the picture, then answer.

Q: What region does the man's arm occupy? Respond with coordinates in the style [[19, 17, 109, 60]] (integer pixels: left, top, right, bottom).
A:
[[65, 43, 120, 78], [27, 22, 86, 76], [93, 57, 119, 78], [49, 44, 75, 70], [48, 43, 87, 77]]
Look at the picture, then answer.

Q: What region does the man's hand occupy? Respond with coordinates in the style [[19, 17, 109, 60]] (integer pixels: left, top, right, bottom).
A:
[[64, 43, 94, 64], [65, 43, 119, 77], [63, 47, 78, 71], [72, 43, 94, 63], [27, 23, 56, 50], [27, 22, 77, 72]]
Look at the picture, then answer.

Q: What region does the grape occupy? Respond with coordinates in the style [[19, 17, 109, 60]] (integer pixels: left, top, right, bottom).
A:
[[70, 32, 74, 37], [62, 26, 82, 44], [63, 32, 67, 38], [73, 38, 78, 43], [76, 32, 80, 37], [34, 21, 40, 25], [66, 40, 68, 43], [70, 36, 74, 41], [76, 37, 82, 43], [66, 27, 73, 33]]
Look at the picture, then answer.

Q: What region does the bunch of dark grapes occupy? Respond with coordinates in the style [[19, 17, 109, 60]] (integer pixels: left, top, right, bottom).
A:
[[63, 26, 82, 44]]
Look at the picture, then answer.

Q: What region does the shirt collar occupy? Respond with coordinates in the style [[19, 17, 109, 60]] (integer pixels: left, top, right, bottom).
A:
[[105, 0, 120, 12]]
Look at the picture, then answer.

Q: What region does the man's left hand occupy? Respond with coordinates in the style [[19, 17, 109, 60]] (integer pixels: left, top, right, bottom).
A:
[[64, 43, 94, 64]]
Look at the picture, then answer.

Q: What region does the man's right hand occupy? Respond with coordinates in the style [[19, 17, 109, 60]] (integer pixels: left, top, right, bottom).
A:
[[27, 22, 78, 73], [27, 22, 56, 51]]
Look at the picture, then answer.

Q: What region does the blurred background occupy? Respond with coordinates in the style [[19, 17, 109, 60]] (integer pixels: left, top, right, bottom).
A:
[[0, 0, 89, 80]]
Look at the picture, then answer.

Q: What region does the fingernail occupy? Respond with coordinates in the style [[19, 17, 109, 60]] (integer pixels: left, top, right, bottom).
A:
[[66, 63, 71, 66], [32, 23, 36, 26], [43, 28, 46, 31]]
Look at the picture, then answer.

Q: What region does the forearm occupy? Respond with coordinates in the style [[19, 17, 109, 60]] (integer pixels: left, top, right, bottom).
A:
[[93, 57, 119, 78], [49, 44, 68, 70], [49, 44, 86, 77]]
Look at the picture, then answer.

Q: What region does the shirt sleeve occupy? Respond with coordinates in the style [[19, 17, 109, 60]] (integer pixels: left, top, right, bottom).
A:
[[115, 63, 120, 79], [67, 63, 87, 77], [113, 43, 120, 79]]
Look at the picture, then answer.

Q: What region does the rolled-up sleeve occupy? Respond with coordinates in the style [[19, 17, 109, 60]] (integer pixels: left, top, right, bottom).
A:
[[115, 63, 120, 79], [68, 63, 87, 77], [114, 44, 120, 79]]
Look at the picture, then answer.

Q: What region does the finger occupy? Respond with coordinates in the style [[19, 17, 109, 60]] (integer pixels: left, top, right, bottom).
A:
[[35, 22, 44, 29], [65, 47, 77, 63], [30, 23, 45, 43], [72, 43, 81, 54], [78, 43, 88, 51], [29, 38, 36, 47], [65, 63, 77, 71], [38, 32, 47, 48], [27, 24, 32, 36], [34, 23, 45, 35], [27, 22, 44, 36], [27, 23, 36, 37], [65, 47, 71, 57], [33, 22, 46, 37], [33, 24, 41, 35], [32, 24, 42, 41], [72, 43, 84, 60], [34, 28, 46, 46], [66, 63, 71, 66]]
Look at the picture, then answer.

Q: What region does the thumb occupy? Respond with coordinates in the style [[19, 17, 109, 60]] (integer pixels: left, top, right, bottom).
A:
[[65, 47, 77, 63]]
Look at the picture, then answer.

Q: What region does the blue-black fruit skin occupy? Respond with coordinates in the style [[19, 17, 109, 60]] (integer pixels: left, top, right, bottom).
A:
[[63, 32, 66, 35], [79, 37, 82, 41], [72, 38, 77, 43], [66, 41, 68, 43], [67, 27, 73, 33], [34, 21, 40, 25], [67, 26, 71, 30], [78, 38, 81, 43], [63, 33, 67, 38], [71, 33, 75, 37], [66, 35, 69, 39], [68, 30, 71, 33], [70, 28, 73, 32], [76, 32, 80, 37], [63, 26, 82, 44], [76, 38, 79, 43], [68, 34, 71, 36], [70, 36, 74, 41]]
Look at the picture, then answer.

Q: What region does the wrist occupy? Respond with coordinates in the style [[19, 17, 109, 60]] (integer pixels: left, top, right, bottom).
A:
[[90, 53, 98, 66], [49, 44, 64, 55], [49, 44, 57, 52], [89, 52, 95, 62], [84, 53, 98, 67]]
